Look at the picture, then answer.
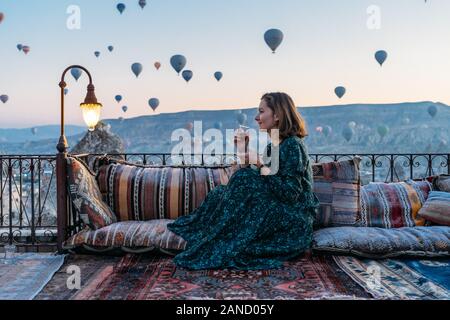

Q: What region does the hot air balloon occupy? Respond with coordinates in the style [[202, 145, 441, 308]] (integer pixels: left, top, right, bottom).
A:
[[342, 126, 354, 142], [94, 51, 100, 58], [377, 125, 389, 139], [185, 122, 193, 131], [64, 88, 69, 96], [170, 55, 187, 75], [138, 0, 146, 9], [148, 98, 159, 111], [17, 44, 23, 51], [323, 126, 332, 137], [117, 3, 126, 14], [131, 63, 143, 78], [0, 95, 9, 103], [214, 71, 223, 81], [71, 68, 82, 81], [315, 126, 323, 133], [154, 62, 161, 70], [182, 70, 193, 82], [22, 46, 30, 55], [214, 121, 223, 130], [375, 50, 388, 66], [264, 29, 284, 53], [335, 86, 346, 99], [31, 127, 37, 135], [122, 106, 128, 113], [427, 105, 437, 118], [237, 113, 247, 125], [0, 12, 4, 24], [115, 95, 122, 103], [107, 45, 114, 52]]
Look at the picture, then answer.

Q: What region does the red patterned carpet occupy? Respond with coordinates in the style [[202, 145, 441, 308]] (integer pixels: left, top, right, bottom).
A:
[[36, 254, 370, 300]]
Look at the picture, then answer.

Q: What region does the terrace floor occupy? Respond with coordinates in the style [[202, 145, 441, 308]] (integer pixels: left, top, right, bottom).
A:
[[1, 251, 449, 300]]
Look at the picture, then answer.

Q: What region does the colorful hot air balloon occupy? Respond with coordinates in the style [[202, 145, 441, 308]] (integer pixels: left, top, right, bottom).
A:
[[17, 44, 23, 51], [375, 50, 388, 66], [0, 95, 9, 103], [0, 12, 4, 24], [185, 122, 193, 131], [22, 46, 30, 55], [131, 63, 143, 78], [182, 70, 193, 82], [71, 68, 82, 81], [139, 0, 147, 9], [214, 71, 223, 81], [342, 126, 354, 142], [107, 45, 114, 52], [154, 62, 161, 70], [117, 3, 126, 14], [115, 95, 122, 103], [64, 88, 69, 95], [264, 29, 284, 53], [122, 105, 128, 113], [335, 86, 346, 99], [94, 51, 100, 58], [170, 55, 187, 75], [148, 98, 159, 111], [427, 105, 437, 118]]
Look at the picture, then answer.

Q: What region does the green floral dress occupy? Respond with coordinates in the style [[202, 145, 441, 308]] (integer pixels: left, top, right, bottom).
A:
[[167, 135, 320, 270]]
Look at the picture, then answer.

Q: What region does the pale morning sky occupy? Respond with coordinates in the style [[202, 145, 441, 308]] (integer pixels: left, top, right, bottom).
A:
[[0, 0, 449, 128]]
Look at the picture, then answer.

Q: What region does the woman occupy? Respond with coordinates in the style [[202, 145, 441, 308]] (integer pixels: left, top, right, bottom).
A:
[[167, 92, 319, 270]]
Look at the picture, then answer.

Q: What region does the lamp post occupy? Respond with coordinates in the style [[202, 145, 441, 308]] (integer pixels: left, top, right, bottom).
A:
[[56, 65, 102, 253]]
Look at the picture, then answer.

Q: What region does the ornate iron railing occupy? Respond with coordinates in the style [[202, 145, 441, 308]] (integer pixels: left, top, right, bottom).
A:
[[1, 153, 449, 251]]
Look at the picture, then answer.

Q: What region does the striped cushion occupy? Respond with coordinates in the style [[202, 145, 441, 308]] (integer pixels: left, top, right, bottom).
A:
[[64, 220, 186, 254], [66, 157, 117, 230], [360, 179, 432, 228], [418, 191, 450, 226], [312, 157, 361, 227], [96, 162, 236, 221]]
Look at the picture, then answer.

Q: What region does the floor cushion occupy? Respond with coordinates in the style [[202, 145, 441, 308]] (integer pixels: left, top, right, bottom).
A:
[[418, 191, 450, 226], [66, 157, 117, 230], [64, 219, 186, 254], [433, 175, 450, 192], [360, 179, 432, 228], [312, 157, 361, 228], [313, 226, 450, 258], [96, 160, 236, 221]]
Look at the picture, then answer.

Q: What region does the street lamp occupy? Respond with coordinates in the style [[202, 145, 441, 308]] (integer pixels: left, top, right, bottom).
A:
[[56, 65, 102, 252]]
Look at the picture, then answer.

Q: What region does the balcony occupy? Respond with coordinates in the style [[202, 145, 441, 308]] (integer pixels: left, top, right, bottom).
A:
[[1, 152, 449, 252]]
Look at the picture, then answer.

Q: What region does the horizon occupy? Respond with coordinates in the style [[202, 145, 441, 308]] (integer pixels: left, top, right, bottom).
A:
[[0, 99, 446, 129], [1, 1, 450, 128]]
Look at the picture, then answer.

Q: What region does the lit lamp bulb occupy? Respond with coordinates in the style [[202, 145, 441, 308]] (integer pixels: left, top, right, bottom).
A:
[[80, 83, 102, 131], [80, 103, 102, 131]]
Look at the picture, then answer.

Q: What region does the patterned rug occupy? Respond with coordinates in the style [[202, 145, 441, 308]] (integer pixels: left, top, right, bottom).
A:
[[36, 254, 370, 300], [333, 256, 450, 300], [0, 253, 66, 300]]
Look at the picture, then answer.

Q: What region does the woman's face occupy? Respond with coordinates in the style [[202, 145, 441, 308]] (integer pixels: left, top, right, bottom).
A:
[[255, 99, 279, 131]]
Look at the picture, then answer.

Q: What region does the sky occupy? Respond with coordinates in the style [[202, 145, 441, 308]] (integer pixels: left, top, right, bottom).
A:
[[0, 0, 449, 128]]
